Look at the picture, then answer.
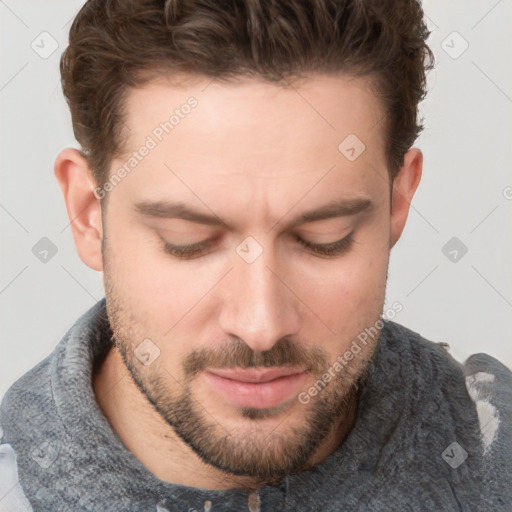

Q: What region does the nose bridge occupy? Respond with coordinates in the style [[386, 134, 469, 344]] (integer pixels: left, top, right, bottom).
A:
[[219, 240, 301, 352]]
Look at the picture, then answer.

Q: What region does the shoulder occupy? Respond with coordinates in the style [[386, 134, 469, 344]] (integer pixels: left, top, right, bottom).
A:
[[0, 348, 64, 475], [0, 352, 56, 434], [382, 320, 512, 457], [382, 319, 511, 385], [462, 352, 512, 456], [0, 359, 54, 512], [377, 319, 473, 390]]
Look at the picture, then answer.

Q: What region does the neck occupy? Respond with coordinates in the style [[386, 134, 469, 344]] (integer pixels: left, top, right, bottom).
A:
[[93, 346, 358, 491]]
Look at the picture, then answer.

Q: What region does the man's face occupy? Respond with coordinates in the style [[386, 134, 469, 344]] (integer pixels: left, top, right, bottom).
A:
[[101, 73, 392, 483]]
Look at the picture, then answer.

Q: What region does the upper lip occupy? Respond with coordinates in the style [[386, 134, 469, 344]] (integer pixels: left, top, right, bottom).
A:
[[206, 367, 307, 383]]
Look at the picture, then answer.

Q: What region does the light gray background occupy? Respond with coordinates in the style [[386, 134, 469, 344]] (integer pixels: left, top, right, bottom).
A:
[[1, 1, 511, 396]]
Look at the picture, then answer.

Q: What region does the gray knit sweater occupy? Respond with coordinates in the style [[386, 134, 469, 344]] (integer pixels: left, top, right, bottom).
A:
[[1, 299, 511, 511]]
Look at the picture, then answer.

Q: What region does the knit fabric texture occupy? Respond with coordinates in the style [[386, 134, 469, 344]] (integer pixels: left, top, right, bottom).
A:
[[1, 298, 511, 511]]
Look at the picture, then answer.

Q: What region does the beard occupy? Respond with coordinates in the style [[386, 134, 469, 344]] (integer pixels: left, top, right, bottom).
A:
[[102, 241, 382, 488]]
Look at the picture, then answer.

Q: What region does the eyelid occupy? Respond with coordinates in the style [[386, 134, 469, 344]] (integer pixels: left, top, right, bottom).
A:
[[163, 239, 213, 259], [294, 232, 354, 256], [161, 232, 355, 259]]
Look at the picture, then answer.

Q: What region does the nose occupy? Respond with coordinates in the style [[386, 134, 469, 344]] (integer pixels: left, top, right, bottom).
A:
[[218, 242, 302, 353]]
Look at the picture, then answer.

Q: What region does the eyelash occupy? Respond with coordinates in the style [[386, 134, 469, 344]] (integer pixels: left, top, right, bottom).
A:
[[294, 232, 354, 257], [163, 233, 354, 260], [163, 240, 211, 259]]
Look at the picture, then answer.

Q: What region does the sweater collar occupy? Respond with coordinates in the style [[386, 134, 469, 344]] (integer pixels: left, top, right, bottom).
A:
[[51, 298, 407, 511]]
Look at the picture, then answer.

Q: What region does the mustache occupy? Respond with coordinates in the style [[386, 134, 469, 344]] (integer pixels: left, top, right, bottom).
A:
[[182, 336, 329, 379]]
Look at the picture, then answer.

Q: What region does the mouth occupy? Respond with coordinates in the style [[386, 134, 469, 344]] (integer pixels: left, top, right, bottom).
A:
[[203, 366, 309, 409]]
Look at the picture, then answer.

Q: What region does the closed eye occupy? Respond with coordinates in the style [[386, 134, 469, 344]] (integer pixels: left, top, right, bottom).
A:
[[163, 239, 213, 259], [294, 232, 354, 257], [162, 232, 355, 260]]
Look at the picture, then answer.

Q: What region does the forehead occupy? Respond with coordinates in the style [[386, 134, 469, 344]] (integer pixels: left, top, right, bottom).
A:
[[121, 73, 385, 154], [111, 73, 389, 215]]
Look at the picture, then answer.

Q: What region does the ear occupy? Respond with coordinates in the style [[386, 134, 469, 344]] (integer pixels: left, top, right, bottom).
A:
[[390, 148, 423, 248], [54, 148, 104, 271]]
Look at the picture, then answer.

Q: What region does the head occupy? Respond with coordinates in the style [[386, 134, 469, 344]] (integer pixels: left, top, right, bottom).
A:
[[55, 0, 432, 485]]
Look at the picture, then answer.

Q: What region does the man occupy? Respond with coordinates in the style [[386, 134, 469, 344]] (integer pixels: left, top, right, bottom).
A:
[[1, 0, 511, 510]]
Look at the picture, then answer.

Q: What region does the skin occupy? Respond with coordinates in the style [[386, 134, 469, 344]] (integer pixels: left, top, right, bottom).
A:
[[54, 72, 422, 491]]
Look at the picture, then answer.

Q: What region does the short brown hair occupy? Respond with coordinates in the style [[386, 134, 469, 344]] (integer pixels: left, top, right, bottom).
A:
[[60, 0, 433, 193]]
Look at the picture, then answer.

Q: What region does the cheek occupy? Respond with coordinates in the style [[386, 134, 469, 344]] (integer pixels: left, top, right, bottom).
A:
[[104, 225, 182, 320], [302, 260, 386, 320], [292, 232, 389, 338], [105, 223, 228, 340]]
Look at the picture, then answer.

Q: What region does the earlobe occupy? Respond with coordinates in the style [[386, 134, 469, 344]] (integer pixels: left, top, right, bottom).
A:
[[389, 148, 423, 248], [54, 148, 104, 271]]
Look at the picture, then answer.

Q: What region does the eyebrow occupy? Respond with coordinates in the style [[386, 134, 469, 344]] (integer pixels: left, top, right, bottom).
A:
[[134, 197, 373, 230]]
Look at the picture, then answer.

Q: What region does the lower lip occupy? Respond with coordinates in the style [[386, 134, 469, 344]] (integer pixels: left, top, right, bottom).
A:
[[203, 370, 309, 409]]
